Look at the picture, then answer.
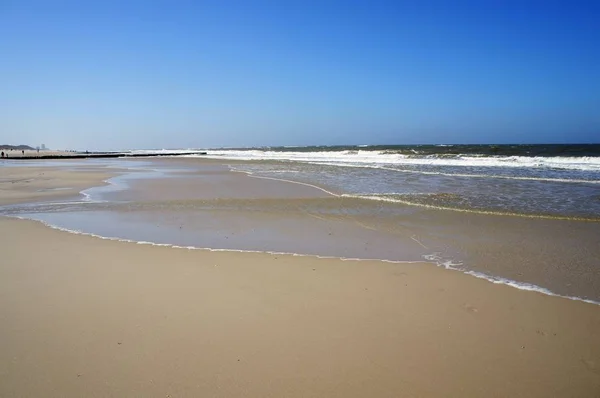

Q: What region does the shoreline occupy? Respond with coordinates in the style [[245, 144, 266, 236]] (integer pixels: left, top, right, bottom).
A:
[[15, 213, 600, 307], [12, 214, 600, 307], [1, 216, 599, 397], [0, 151, 207, 160]]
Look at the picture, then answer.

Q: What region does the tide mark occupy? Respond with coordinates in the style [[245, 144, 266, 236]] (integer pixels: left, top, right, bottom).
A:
[[354, 220, 377, 231], [410, 235, 429, 250]]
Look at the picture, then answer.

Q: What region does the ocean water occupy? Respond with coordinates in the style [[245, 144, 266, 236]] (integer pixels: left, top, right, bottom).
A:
[[185, 144, 600, 219]]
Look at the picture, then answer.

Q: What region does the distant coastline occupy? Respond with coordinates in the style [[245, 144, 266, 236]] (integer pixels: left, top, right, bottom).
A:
[[0, 149, 207, 160]]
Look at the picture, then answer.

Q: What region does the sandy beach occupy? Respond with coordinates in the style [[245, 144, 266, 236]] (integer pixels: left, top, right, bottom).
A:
[[1, 162, 600, 397], [0, 165, 113, 206]]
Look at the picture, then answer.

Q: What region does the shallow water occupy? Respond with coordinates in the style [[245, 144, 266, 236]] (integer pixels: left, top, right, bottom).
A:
[[222, 160, 600, 220]]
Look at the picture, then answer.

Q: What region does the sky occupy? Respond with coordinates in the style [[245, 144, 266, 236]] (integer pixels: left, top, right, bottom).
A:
[[0, 1, 599, 150]]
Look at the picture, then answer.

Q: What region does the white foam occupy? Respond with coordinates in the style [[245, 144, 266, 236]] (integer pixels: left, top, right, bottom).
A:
[[422, 253, 600, 305], [274, 160, 599, 184], [356, 163, 599, 184], [123, 148, 205, 155], [230, 167, 341, 197], [185, 150, 600, 173]]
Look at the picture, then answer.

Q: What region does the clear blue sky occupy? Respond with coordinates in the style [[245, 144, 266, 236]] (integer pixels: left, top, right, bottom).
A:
[[1, 1, 598, 150]]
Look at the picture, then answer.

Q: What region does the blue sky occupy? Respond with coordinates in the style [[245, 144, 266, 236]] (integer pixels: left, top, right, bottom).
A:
[[1, 1, 598, 150]]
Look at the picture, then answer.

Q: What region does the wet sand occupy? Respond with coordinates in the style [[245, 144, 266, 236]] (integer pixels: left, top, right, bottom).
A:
[[0, 165, 113, 206], [1, 161, 600, 397], [99, 162, 332, 202]]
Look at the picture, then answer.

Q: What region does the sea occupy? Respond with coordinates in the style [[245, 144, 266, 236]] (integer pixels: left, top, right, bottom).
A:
[[192, 143, 600, 220], [2, 143, 600, 303]]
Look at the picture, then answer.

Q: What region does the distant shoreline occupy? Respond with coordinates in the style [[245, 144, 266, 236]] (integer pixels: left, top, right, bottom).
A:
[[0, 151, 207, 160]]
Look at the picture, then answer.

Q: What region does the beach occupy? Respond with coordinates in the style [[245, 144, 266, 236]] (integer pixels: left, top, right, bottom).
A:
[[0, 163, 114, 206], [1, 158, 600, 397], [4, 0, 599, 395]]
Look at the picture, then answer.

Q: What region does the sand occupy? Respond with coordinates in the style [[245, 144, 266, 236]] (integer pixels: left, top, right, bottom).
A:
[[0, 166, 113, 206], [1, 163, 600, 397]]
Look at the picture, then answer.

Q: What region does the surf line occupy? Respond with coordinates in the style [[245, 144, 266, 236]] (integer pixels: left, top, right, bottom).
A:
[[12, 215, 600, 307], [229, 165, 600, 222], [228, 167, 341, 197], [348, 194, 600, 223]]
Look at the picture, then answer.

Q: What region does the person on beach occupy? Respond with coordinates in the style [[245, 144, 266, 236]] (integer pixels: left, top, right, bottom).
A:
[[1, 151, 4, 158]]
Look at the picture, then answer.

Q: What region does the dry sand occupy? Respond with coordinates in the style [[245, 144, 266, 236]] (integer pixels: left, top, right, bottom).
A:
[[1, 164, 600, 397]]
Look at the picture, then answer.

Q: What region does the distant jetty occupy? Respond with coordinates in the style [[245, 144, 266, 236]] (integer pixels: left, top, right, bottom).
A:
[[1, 151, 208, 160]]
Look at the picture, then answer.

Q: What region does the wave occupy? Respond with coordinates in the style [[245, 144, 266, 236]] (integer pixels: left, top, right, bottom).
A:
[[187, 150, 600, 172], [228, 166, 600, 221], [422, 253, 600, 305], [311, 162, 600, 184], [343, 193, 600, 222], [124, 148, 205, 155]]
